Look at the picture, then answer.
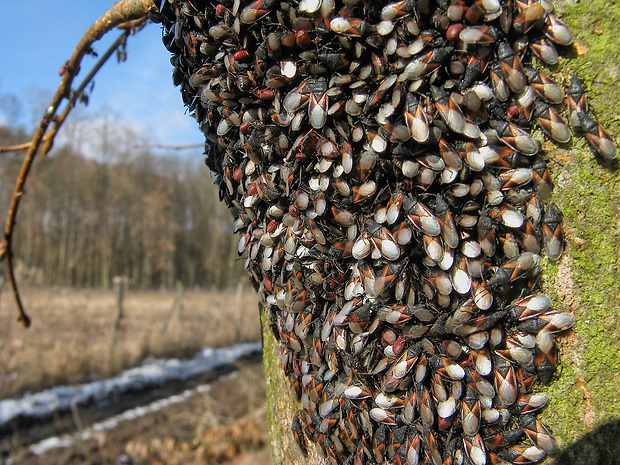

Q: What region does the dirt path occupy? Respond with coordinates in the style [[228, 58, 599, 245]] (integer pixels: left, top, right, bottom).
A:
[[3, 355, 272, 465]]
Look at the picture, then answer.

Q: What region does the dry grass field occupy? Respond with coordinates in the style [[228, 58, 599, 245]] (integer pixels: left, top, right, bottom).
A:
[[0, 284, 261, 399]]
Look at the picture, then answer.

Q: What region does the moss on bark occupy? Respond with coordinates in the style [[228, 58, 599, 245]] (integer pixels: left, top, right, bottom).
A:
[[261, 304, 328, 464], [539, 1, 620, 462]]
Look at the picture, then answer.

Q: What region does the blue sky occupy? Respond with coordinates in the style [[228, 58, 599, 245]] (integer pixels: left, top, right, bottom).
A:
[[0, 0, 206, 153]]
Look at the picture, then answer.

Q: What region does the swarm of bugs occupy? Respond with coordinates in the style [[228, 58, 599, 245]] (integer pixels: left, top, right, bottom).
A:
[[153, 0, 616, 463]]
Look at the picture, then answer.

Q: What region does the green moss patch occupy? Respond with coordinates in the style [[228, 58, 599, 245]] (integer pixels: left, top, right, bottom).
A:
[[538, 0, 620, 455]]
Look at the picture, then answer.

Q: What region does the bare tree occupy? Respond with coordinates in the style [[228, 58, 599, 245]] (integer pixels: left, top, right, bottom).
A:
[[0, 93, 23, 128]]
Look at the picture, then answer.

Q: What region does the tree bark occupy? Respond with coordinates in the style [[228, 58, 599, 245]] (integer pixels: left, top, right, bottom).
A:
[[260, 1, 620, 463], [536, 1, 620, 463], [261, 306, 328, 465]]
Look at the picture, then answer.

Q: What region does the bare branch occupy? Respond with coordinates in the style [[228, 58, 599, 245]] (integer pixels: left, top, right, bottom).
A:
[[0, 0, 157, 326], [1, 28, 141, 156], [5, 250, 30, 327], [42, 20, 148, 155], [132, 143, 205, 151], [0, 143, 31, 153]]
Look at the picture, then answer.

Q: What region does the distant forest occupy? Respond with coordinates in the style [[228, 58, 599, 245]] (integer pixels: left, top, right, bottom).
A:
[[0, 125, 245, 289]]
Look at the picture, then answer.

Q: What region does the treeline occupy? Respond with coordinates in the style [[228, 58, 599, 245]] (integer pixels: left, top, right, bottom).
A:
[[0, 126, 246, 289]]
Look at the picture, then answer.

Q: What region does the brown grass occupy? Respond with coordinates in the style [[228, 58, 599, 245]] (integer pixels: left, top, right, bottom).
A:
[[0, 285, 260, 398], [124, 361, 271, 465]]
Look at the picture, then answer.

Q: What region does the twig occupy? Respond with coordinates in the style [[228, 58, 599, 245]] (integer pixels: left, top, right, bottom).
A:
[[5, 250, 30, 327], [43, 19, 148, 155], [0, 0, 157, 327], [71, 390, 84, 431], [0, 143, 31, 153], [133, 143, 205, 151], [0, 27, 141, 156]]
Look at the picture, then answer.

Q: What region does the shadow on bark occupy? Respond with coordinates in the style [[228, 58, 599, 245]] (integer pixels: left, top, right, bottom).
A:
[[553, 418, 620, 465]]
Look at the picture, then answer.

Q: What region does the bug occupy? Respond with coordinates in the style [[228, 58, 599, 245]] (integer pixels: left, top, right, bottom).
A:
[[155, 0, 616, 462]]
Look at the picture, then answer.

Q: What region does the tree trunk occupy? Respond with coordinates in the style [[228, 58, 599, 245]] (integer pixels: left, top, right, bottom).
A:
[[261, 306, 328, 465], [261, 1, 620, 463]]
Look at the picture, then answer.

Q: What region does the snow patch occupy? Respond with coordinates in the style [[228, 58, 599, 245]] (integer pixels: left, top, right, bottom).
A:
[[0, 341, 261, 430], [30, 381, 220, 455], [30, 437, 74, 456]]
